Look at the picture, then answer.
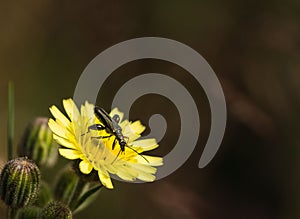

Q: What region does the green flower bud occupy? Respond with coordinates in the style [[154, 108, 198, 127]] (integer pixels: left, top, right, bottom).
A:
[[38, 201, 72, 219], [0, 157, 40, 209], [16, 206, 41, 219], [18, 117, 58, 167]]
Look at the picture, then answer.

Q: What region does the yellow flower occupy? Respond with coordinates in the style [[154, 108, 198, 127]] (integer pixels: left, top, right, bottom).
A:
[[48, 98, 163, 189]]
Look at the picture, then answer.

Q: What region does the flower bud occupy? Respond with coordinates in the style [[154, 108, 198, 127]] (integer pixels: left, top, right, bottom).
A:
[[38, 201, 72, 219], [0, 157, 40, 209], [18, 117, 58, 167]]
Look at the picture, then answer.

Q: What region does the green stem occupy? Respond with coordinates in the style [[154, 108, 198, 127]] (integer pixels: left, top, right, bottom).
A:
[[8, 82, 14, 161], [73, 184, 102, 211], [8, 207, 16, 219], [69, 177, 86, 211]]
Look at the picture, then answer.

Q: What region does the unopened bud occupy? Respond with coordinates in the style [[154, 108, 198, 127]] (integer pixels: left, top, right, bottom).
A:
[[18, 117, 58, 167], [38, 201, 72, 219], [0, 157, 40, 208]]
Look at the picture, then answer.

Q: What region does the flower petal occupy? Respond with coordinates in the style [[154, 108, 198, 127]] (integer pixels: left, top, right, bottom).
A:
[[132, 163, 157, 174], [59, 148, 81, 159], [49, 105, 70, 128], [137, 172, 155, 182], [130, 139, 158, 151], [137, 156, 163, 166], [79, 160, 93, 174], [98, 169, 113, 189], [116, 165, 138, 181], [52, 134, 77, 149], [48, 119, 73, 139], [63, 99, 80, 122], [81, 101, 94, 120], [121, 121, 141, 142], [130, 120, 146, 134]]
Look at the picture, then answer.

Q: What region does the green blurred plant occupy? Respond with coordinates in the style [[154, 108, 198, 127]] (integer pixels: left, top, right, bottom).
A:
[[0, 83, 102, 219]]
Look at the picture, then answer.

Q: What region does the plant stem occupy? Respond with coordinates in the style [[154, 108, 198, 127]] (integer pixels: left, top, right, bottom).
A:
[[69, 177, 86, 211], [8, 82, 14, 161], [8, 207, 16, 219], [74, 184, 102, 211], [7, 83, 15, 218]]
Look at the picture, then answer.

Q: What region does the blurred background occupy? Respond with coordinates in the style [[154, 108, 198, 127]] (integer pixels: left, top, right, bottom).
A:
[[0, 0, 300, 218]]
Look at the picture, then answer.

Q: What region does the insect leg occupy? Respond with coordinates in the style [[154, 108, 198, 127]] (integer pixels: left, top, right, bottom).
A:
[[81, 124, 106, 136], [112, 138, 118, 150], [88, 124, 106, 132], [91, 135, 113, 140], [111, 148, 122, 164]]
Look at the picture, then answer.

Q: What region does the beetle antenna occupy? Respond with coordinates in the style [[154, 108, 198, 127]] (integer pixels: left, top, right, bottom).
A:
[[125, 145, 149, 163]]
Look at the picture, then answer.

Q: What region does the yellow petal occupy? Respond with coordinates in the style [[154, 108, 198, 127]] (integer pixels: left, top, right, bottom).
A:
[[81, 102, 94, 119], [52, 134, 77, 149], [63, 98, 80, 122], [49, 105, 70, 128], [48, 119, 73, 139], [137, 156, 163, 166], [130, 139, 158, 151], [120, 120, 129, 129], [121, 121, 141, 142], [98, 169, 113, 189], [127, 133, 141, 143], [79, 160, 93, 174], [59, 148, 81, 159], [132, 163, 157, 174], [137, 172, 155, 182], [116, 165, 138, 181], [130, 120, 146, 134]]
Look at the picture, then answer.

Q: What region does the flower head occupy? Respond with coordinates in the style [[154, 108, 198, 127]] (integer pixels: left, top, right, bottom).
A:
[[48, 98, 163, 189]]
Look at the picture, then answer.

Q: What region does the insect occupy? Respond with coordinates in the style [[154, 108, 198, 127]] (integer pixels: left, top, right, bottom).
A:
[[88, 106, 149, 163], [90, 106, 127, 152]]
